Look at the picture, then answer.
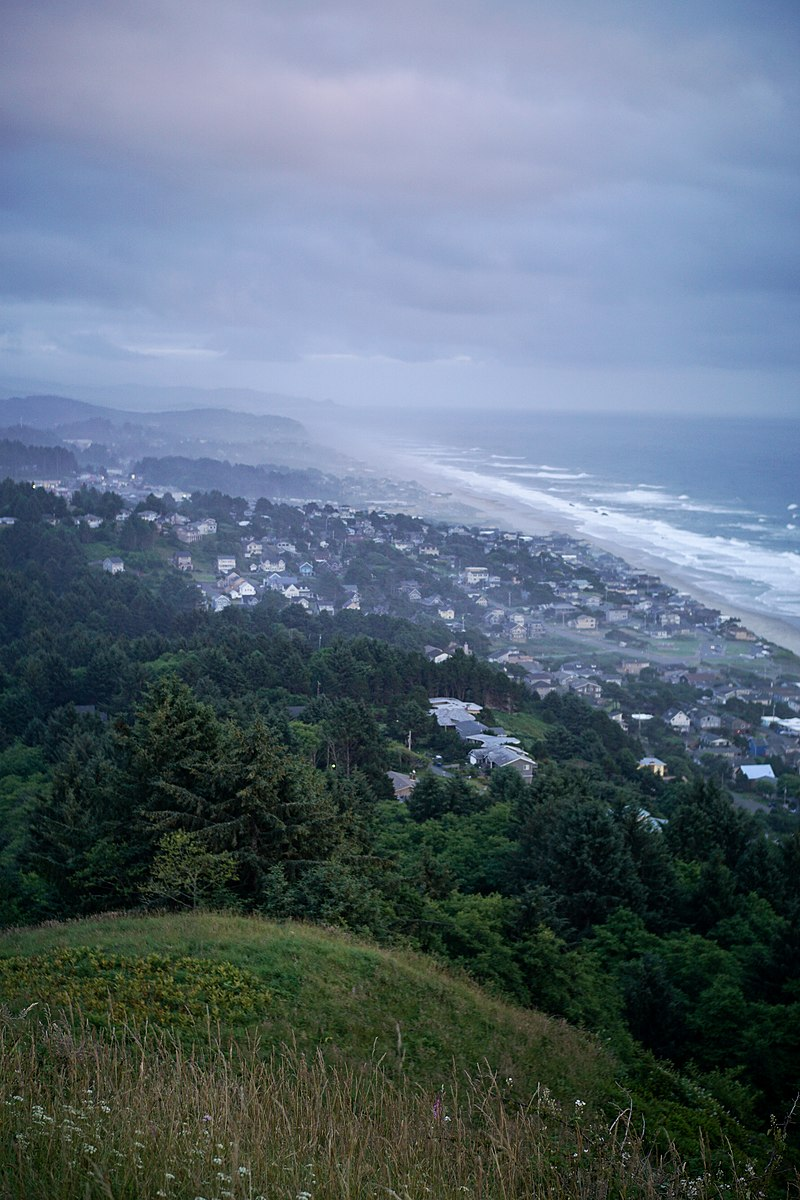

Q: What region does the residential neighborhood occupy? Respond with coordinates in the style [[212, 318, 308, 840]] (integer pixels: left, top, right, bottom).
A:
[[7, 465, 800, 810]]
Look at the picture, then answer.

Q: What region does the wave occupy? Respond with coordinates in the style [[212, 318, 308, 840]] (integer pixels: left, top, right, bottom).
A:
[[586, 488, 749, 516], [498, 468, 593, 482], [426, 459, 800, 620]]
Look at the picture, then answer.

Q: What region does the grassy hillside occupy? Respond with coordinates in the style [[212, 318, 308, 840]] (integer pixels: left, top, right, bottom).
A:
[[0, 913, 793, 1198], [0, 911, 612, 1107]]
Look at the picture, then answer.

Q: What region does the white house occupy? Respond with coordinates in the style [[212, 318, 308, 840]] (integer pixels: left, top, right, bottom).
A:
[[465, 566, 489, 586], [102, 557, 124, 574], [738, 764, 776, 782], [664, 708, 691, 733]]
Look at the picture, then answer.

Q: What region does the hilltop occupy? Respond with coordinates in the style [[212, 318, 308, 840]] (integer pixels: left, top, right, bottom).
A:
[[2, 911, 791, 1200], [0, 911, 612, 1105]]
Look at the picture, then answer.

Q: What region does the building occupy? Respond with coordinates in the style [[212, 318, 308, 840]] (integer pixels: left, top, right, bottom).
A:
[[465, 566, 489, 586], [102, 557, 124, 574], [738, 764, 776, 783], [387, 771, 417, 800], [468, 745, 537, 781], [638, 756, 667, 777]]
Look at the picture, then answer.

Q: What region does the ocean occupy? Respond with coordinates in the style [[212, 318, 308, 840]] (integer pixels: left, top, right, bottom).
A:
[[349, 408, 800, 647]]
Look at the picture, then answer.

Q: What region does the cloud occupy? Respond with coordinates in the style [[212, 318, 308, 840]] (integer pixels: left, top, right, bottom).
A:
[[0, 0, 798, 403]]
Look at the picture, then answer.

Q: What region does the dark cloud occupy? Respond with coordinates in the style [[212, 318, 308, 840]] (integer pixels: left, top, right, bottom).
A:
[[0, 0, 798, 407]]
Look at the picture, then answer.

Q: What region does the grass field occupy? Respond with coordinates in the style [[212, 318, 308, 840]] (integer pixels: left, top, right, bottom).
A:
[[0, 912, 795, 1198], [0, 911, 614, 1105]]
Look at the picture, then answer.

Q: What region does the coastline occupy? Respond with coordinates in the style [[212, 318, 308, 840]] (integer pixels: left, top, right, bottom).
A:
[[383, 447, 800, 661]]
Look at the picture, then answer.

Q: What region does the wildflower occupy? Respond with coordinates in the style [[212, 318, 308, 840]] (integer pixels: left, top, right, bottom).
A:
[[203, 1114, 212, 1122], [574, 1099, 586, 1109], [212, 1156, 223, 1164], [432, 1095, 443, 1120], [238, 1166, 251, 1176]]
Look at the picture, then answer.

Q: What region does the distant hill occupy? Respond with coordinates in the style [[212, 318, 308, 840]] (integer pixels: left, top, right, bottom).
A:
[[0, 394, 304, 439], [0, 393, 321, 469], [71, 382, 336, 416], [132, 454, 346, 500]]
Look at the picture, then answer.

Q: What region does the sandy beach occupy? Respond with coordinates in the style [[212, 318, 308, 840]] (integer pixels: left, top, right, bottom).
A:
[[311, 408, 800, 661], [380, 446, 800, 661]]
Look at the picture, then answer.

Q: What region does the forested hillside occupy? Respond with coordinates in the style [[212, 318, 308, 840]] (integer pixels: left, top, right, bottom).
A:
[[0, 479, 797, 1163]]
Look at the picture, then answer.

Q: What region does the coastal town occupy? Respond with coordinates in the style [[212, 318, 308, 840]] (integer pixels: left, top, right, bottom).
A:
[[4, 457, 800, 816]]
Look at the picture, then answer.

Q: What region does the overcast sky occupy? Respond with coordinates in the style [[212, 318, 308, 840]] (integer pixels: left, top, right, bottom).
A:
[[1, 0, 798, 412]]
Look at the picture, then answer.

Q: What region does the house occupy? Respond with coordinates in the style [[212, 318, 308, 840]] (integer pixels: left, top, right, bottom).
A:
[[636, 808, 668, 832], [468, 745, 537, 781], [387, 771, 417, 800], [172, 552, 193, 572], [438, 607, 456, 621], [261, 557, 286, 573], [569, 679, 603, 702], [638, 756, 667, 777], [569, 614, 597, 631], [738, 764, 776, 783], [241, 538, 263, 558], [222, 572, 256, 598], [176, 526, 202, 544], [664, 708, 691, 733], [102, 557, 124, 574], [216, 555, 237, 575], [195, 518, 217, 535], [429, 698, 483, 726], [692, 710, 722, 732], [298, 561, 314, 577], [605, 608, 630, 624], [464, 566, 489, 586]]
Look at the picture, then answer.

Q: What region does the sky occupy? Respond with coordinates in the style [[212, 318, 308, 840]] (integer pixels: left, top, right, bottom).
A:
[[1, 0, 799, 412]]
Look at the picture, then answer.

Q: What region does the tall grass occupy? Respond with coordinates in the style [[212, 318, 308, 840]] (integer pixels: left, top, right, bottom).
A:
[[1, 1009, 794, 1200]]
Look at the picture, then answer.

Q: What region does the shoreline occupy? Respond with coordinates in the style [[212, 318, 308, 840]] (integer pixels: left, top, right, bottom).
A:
[[389, 450, 800, 661], [311, 412, 800, 662]]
